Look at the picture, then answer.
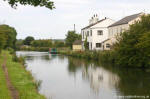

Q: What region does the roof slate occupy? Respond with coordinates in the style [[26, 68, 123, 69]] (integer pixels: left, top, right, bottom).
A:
[[109, 13, 142, 27], [73, 40, 82, 45]]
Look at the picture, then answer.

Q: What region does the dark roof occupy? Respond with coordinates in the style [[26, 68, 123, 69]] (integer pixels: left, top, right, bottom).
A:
[[82, 18, 106, 30], [73, 40, 82, 45], [109, 13, 142, 27]]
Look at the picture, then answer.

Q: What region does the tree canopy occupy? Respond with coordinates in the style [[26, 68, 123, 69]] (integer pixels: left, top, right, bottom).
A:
[[65, 31, 81, 49], [4, 0, 55, 9], [114, 15, 150, 68], [23, 36, 35, 46], [0, 25, 17, 50]]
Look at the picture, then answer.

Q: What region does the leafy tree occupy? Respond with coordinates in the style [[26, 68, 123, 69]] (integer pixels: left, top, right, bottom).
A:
[[31, 39, 52, 47], [65, 31, 81, 49], [114, 15, 150, 68], [0, 32, 6, 52], [4, 0, 55, 10], [0, 25, 17, 49], [24, 36, 34, 45], [84, 36, 89, 50], [53, 41, 65, 48], [15, 39, 24, 50]]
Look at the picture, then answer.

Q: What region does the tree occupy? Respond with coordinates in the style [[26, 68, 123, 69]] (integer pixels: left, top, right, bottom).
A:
[[31, 39, 52, 47], [0, 32, 6, 52], [84, 36, 89, 50], [4, 0, 55, 10], [65, 31, 81, 49], [0, 25, 17, 49], [24, 36, 34, 46], [53, 41, 65, 48], [114, 15, 150, 68]]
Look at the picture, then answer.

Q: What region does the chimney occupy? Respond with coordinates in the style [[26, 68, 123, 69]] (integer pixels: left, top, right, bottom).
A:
[[89, 14, 99, 25]]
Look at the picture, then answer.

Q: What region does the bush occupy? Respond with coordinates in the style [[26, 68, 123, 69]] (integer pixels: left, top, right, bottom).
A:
[[113, 15, 150, 68]]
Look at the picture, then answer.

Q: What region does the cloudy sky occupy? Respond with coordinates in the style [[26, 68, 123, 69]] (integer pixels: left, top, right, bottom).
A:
[[0, 0, 150, 39]]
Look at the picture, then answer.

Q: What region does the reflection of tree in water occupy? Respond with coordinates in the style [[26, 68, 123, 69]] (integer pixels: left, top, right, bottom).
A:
[[67, 57, 150, 97], [41, 55, 50, 60], [100, 63, 150, 98], [67, 57, 90, 73], [67, 57, 120, 94]]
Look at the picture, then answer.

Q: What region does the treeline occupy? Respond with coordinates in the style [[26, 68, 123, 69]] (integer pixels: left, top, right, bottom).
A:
[[16, 30, 81, 51], [0, 25, 17, 53], [16, 37, 66, 51]]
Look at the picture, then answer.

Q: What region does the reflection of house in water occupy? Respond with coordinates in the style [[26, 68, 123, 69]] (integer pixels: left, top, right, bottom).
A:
[[82, 65, 119, 94]]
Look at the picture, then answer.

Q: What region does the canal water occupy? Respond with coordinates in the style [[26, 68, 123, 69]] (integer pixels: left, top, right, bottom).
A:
[[16, 51, 150, 99]]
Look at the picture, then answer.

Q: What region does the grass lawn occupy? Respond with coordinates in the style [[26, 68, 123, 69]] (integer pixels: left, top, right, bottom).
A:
[[0, 51, 45, 99]]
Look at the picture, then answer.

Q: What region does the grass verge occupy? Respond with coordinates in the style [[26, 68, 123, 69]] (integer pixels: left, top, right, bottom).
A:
[[0, 53, 11, 99], [0, 51, 45, 99]]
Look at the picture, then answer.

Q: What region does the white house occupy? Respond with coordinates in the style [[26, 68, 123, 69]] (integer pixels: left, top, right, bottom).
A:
[[102, 12, 145, 50], [81, 14, 115, 50]]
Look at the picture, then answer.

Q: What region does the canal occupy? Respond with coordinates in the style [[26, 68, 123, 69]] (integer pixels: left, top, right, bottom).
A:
[[16, 51, 150, 99]]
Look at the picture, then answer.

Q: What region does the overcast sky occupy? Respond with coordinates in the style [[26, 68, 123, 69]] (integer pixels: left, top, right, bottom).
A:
[[0, 0, 150, 39]]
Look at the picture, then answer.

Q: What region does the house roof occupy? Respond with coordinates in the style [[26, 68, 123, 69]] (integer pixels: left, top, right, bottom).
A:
[[109, 13, 143, 27], [101, 39, 110, 43], [73, 40, 82, 45], [81, 18, 106, 30]]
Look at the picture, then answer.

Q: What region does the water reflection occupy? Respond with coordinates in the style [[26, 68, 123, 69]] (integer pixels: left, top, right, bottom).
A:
[[68, 57, 119, 94], [16, 51, 150, 99]]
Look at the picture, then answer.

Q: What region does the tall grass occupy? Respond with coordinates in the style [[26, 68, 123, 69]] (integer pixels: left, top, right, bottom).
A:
[[59, 50, 116, 65]]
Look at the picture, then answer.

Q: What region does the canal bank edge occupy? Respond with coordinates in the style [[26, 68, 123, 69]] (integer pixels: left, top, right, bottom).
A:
[[0, 51, 46, 99]]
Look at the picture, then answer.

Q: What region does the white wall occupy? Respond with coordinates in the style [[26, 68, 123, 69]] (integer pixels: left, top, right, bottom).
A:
[[82, 18, 115, 50]]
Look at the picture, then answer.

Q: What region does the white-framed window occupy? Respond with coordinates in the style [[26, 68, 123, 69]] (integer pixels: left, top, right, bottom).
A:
[[82, 31, 84, 39], [106, 43, 111, 48], [97, 30, 103, 35], [120, 27, 123, 33], [87, 31, 89, 36], [96, 43, 102, 48], [90, 30, 92, 36]]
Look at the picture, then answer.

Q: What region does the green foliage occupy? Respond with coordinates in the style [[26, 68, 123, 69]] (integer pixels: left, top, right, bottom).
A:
[[53, 41, 66, 48], [0, 25, 17, 51], [4, 0, 55, 10], [65, 31, 81, 49], [24, 36, 34, 46], [15, 39, 24, 50], [113, 15, 150, 68], [0, 32, 6, 52], [84, 36, 89, 50], [31, 39, 52, 47]]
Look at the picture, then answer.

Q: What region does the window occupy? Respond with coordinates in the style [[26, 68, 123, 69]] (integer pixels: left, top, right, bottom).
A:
[[120, 27, 122, 33], [90, 30, 92, 36], [106, 43, 110, 48], [82, 31, 84, 39], [97, 30, 103, 35], [87, 31, 89, 36], [116, 28, 118, 33], [96, 43, 102, 48]]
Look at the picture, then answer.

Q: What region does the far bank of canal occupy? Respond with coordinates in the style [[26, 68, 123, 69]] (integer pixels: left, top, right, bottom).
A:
[[17, 51, 150, 99]]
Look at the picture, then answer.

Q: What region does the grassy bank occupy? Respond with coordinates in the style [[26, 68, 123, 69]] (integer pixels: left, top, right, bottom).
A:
[[0, 52, 11, 99], [59, 50, 116, 64], [0, 51, 45, 99]]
